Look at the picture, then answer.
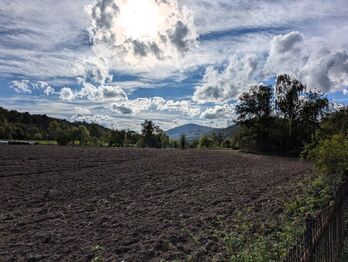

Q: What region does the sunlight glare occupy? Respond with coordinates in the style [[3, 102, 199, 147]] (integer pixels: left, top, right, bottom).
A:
[[119, 0, 162, 40]]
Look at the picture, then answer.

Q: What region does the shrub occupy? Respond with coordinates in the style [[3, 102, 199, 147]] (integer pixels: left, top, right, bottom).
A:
[[199, 135, 214, 149], [308, 134, 348, 178], [56, 130, 71, 146]]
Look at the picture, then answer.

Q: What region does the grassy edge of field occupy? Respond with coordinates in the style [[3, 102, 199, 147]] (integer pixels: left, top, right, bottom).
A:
[[209, 174, 336, 262]]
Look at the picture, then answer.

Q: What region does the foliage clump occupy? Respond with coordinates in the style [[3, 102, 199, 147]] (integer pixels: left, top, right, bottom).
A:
[[234, 74, 329, 153]]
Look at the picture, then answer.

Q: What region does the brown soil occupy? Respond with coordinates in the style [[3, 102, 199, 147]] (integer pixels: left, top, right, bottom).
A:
[[0, 146, 313, 261]]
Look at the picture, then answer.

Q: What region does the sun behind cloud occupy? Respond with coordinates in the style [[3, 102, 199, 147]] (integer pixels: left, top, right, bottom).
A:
[[119, 0, 162, 40], [87, 0, 197, 69]]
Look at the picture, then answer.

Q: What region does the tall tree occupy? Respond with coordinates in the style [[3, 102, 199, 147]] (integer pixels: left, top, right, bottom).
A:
[[180, 134, 187, 150], [299, 90, 329, 142], [275, 74, 306, 144], [236, 84, 273, 140], [77, 125, 90, 145], [141, 120, 167, 148], [109, 130, 126, 147]]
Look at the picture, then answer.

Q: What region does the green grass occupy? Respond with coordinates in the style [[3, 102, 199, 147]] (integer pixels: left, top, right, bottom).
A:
[[35, 140, 57, 145]]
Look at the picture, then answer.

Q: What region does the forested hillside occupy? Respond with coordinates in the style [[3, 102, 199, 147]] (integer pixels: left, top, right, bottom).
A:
[[0, 106, 111, 143]]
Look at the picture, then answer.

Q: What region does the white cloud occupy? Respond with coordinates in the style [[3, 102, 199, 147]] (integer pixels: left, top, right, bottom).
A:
[[299, 50, 348, 93], [264, 31, 308, 75], [10, 80, 56, 96], [194, 31, 348, 104], [193, 52, 265, 103], [111, 104, 133, 115], [75, 83, 128, 102], [71, 113, 119, 129], [75, 107, 92, 115], [2, 0, 348, 130], [36, 81, 56, 96], [60, 87, 75, 101], [0, 0, 91, 80], [10, 80, 32, 94], [200, 104, 235, 120], [108, 96, 201, 118], [86, 0, 197, 70], [186, 0, 348, 35]]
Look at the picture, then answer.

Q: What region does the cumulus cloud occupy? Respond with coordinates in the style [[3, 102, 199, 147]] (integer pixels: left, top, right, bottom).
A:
[[10, 80, 56, 96], [114, 97, 200, 116], [75, 83, 128, 102], [71, 113, 119, 129], [299, 50, 348, 92], [86, 0, 197, 68], [193, 52, 264, 103], [10, 80, 32, 94], [264, 31, 308, 75], [111, 104, 133, 114], [60, 87, 75, 101], [194, 31, 348, 104], [200, 104, 235, 120], [77, 57, 113, 86]]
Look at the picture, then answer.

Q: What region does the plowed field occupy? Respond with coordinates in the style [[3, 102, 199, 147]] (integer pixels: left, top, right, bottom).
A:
[[0, 146, 312, 261]]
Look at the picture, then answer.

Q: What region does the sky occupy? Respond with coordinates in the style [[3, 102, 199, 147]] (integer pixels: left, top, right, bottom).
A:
[[1, 0, 348, 131]]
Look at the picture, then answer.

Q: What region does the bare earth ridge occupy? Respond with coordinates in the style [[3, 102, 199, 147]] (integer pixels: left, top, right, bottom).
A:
[[0, 146, 313, 261]]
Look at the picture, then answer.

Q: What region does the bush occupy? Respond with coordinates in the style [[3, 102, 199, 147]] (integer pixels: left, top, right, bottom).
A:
[[199, 135, 214, 149], [308, 134, 348, 178], [56, 130, 71, 146]]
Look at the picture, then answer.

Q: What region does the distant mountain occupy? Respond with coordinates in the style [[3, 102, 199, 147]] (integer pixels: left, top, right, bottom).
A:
[[166, 123, 238, 141]]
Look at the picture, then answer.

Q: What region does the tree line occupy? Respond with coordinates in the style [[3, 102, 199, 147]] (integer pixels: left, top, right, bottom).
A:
[[0, 105, 234, 148], [233, 73, 348, 180], [233, 74, 331, 153], [0, 108, 178, 148], [0, 107, 111, 146]]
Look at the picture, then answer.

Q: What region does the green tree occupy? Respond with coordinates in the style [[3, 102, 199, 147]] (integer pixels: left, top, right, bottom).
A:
[[199, 135, 214, 149], [109, 130, 126, 147], [126, 130, 140, 145], [222, 139, 231, 148], [142, 120, 156, 147], [236, 85, 273, 135], [26, 127, 41, 140], [56, 130, 71, 145], [70, 127, 79, 146], [0, 125, 7, 139], [299, 90, 329, 142], [190, 139, 199, 149], [180, 134, 187, 149], [48, 121, 62, 140], [320, 106, 348, 138], [172, 140, 179, 149], [160, 132, 170, 149], [275, 74, 306, 145], [236, 85, 273, 123], [77, 125, 90, 145], [235, 85, 273, 150], [141, 120, 167, 148]]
